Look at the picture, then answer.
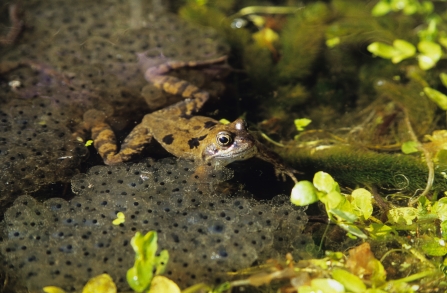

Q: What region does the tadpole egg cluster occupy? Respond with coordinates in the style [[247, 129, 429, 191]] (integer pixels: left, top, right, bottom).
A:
[[0, 158, 309, 292]]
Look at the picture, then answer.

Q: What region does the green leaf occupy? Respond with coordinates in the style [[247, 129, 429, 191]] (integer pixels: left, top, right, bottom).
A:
[[369, 258, 387, 286], [291, 181, 319, 206], [365, 223, 393, 240], [294, 118, 312, 131], [421, 238, 447, 256], [418, 41, 442, 70], [112, 212, 125, 225], [148, 276, 181, 293], [351, 188, 373, 220], [154, 249, 169, 275], [403, 2, 418, 15], [367, 42, 397, 59], [219, 118, 230, 124], [401, 141, 419, 154], [424, 87, 447, 110], [126, 231, 169, 292], [326, 37, 340, 48], [387, 207, 418, 225], [338, 223, 368, 239], [326, 191, 346, 210], [365, 289, 388, 293], [433, 197, 447, 221], [212, 282, 232, 293], [82, 274, 117, 293], [440, 73, 447, 88], [441, 221, 447, 240], [313, 171, 338, 194], [391, 39, 416, 63], [421, 1, 434, 14], [43, 287, 67, 293], [330, 208, 358, 223], [439, 37, 447, 49], [371, 1, 391, 16], [310, 278, 345, 293], [332, 269, 366, 293]]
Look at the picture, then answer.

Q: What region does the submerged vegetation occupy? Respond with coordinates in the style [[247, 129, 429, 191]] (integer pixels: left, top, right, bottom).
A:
[[176, 0, 447, 291]]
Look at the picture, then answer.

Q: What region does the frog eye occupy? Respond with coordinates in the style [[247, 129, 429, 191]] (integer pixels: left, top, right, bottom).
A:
[[216, 132, 232, 146]]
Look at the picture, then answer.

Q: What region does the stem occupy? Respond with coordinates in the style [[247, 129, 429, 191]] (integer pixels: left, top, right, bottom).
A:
[[403, 108, 434, 206], [380, 269, 438, 287]]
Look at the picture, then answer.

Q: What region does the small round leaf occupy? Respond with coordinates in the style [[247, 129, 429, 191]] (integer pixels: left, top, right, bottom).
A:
[[291, 181, 319, 206]]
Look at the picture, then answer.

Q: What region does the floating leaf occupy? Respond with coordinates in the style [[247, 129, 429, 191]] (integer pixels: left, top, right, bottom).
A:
[[313, 171, 338, 194], [294, 118, 312, 131], [219, 118, 230, 124], [291, 181, 319, 206], [401, 141, 419, 154], [418, 41, 442, 70], [43, 287, 66, 293], [149, 276, 181, 293], [82, 274, 117, 293], [440, 73, 447, 88], [332, 269, 366, 293], [371, 1, 391, 16], [326, 37, 340, 48], [402, 2, 418, 15], [112, 212, 125, 225], [424, 87, 447, 110], [421, 1, 434, 14], [351, 188, 373, 220], [367, 42, 397, 59], [391, 39, 416, 63]]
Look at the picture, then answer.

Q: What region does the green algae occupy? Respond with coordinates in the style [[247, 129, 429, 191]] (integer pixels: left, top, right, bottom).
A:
[[278, 145, 447, 193]]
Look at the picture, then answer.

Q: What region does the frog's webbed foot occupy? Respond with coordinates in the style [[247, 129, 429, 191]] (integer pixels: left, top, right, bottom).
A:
[[274, 166, 300, 184], [78, 109, 153, 165], [255, 141, 299, 184]]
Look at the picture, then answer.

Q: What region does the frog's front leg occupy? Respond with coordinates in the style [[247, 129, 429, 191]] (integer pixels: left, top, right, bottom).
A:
[[82, 110, 153, 165], [255, 142, 299, 184]]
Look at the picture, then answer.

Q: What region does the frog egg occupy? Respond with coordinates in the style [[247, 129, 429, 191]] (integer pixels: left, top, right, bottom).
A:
[[0, 158, 309, 292]]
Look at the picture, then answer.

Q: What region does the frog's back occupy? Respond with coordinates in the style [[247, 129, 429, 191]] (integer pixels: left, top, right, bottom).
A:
[[143, 114, 220, 159]]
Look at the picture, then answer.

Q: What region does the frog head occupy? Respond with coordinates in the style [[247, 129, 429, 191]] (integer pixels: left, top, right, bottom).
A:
[[202, 118, 258, 167]]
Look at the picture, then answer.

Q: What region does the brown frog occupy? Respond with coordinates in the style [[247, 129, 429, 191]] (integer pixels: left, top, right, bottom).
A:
[[80, 54, 298, 183]]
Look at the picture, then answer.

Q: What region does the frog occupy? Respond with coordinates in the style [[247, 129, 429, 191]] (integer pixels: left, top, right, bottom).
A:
[[80, 53, 299, 183]]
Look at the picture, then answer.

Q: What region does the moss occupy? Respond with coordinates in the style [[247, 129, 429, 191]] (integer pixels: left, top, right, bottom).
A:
[[277, 146, 447, 193]]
